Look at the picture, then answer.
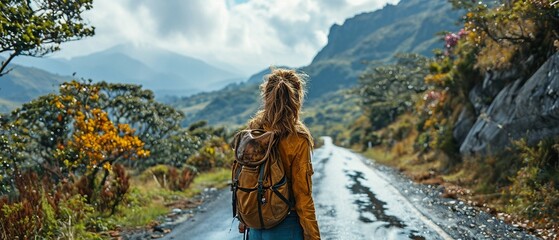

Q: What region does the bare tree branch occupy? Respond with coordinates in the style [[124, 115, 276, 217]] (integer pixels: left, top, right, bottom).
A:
[[0, 50, 21, 77]]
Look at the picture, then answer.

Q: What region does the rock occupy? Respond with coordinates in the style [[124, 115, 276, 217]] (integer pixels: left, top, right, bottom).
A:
[[453, 106, 476, 146], [151, 234, 164, 239], [468, 84, 488, 115], [467, 55, 534, 115], [460, 53, 559, 155], [153, 225, 169, 233]]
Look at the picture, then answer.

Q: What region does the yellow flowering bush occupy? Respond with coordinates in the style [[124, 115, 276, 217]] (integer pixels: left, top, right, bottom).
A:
[[68, 108, 149, 171]]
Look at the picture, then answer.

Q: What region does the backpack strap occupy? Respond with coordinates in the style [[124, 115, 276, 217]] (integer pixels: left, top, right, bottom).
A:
[[271, 176, 292, 207], [257, 163, 266, 228], [232, 163, 243, 218], [269, 135, 294, 209]]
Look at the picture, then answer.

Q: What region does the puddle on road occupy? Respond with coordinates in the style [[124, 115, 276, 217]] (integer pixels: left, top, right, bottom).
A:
[[345, 170, 426, 240], [347, 170, 405, 228]]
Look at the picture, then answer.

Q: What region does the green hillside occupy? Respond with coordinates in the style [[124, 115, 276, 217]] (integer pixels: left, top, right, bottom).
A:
[[178, 82, 260, 129], [0, 64, 69, 112]]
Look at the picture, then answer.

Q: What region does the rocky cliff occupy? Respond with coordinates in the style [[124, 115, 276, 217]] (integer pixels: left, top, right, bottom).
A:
[[303, 0, 460, 99], [458, 53, 559, 155]]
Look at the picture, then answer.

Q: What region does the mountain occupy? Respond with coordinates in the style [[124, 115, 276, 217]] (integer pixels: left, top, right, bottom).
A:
[[302, 0, 461, 98], [0, 64, 69, 112], [312, 0, 454, 63], [172, 0, 461, 128], [246, 66, 293, 84], [12, 44, 244, 98]]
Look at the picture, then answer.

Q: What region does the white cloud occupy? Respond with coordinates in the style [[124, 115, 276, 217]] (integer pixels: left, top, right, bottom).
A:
[[54, 0, 399, 74]]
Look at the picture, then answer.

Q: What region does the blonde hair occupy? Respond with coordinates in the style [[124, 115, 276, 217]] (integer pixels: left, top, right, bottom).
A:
[[248, 68, 313, 147]]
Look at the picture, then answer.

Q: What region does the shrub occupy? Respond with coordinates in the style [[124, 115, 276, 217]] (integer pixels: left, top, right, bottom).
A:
[[141, 164, 197, 191], [186, 137, 233, 172], [168, 167, 197, 191], [0, 171, 97, 239], [58, 195, 95, 239], [98, 164, 130, 215], [506, 138, 559, 223], [0, 171, 46, 238]]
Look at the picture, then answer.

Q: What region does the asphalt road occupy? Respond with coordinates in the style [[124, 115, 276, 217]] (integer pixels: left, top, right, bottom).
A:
[[161, 137, 538, 240]]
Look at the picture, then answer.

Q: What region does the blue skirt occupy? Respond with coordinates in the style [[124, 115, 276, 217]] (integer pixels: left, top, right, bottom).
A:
[[247, 212, 304, 240]]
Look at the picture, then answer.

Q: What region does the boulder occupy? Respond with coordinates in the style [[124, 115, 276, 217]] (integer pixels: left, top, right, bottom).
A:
[[460, 53, 559, 155]]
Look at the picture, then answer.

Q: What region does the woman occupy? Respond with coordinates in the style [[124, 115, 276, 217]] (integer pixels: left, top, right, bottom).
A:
[[244, 68, 321, 240]]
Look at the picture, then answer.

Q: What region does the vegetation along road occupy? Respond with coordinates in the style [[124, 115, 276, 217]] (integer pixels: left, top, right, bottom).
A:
[[161, 137, 537, 240]]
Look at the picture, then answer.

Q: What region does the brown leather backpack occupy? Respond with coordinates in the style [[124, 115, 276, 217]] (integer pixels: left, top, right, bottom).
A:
[[231, 129, 292, 229]]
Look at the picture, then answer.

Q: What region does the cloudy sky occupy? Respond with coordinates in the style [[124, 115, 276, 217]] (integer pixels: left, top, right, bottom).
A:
[[55, 0, 399, 74]]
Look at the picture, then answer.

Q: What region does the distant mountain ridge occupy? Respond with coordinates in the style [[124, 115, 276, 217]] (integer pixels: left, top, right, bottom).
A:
[[12, 44, 244, 97], [173, 0, 461, 127]]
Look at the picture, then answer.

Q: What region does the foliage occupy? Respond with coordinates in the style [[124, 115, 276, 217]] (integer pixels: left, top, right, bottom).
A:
[[0, 78, 236, 238], [67, 108, 148, 169], [416, 26, 480, 157], [0, 80, 199, 195], [417, 0, 559, 158], [450, 0, 558, 71], [95, 82, 187, 168], [0, 172, 45, 238], [97, 164, 130, 215], [415, 89, 458, 156], [58, 194, 95, 239], [304, 89, 362, 146], [0, 79, 223, 240], [0, 81, 150, 213], [506, 138, 559, 223], [358, 53, 430, 128], [187, 137, 233, 172], [0, 171, 97, 239], [141, 164, 197, 191], [0, 0, 95, 76]]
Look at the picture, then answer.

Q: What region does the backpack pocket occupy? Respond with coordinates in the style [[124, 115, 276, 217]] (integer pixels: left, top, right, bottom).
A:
[[269, 177, 290, 219], [236, 166, 259, 216]]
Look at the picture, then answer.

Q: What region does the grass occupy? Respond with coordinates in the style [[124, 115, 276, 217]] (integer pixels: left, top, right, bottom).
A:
[[191, 168, 231, 190], [363, 147, 395, 165], [180, 167, 231, 198], [361, 114, 441, 177], [112, 189, 169, 228], [110, 167, 231, 230]]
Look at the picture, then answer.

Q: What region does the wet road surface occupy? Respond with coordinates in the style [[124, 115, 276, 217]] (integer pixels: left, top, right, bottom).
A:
[[161, 137, 538, 240], [310, 137, 450, 240]]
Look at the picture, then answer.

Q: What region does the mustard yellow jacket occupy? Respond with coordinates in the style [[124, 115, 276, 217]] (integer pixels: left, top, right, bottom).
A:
[[277, 132, 321, 240]]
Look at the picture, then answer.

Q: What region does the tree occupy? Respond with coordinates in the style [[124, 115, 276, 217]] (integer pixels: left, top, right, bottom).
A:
[[0, 80, 203, 195], [448, 0, 558, 71], [0, 0, 95, 76], [357, 53, 430, 129], [62, 107, 147, 203], [0, 80, 148, 187], [93, 82, 191, 168]]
